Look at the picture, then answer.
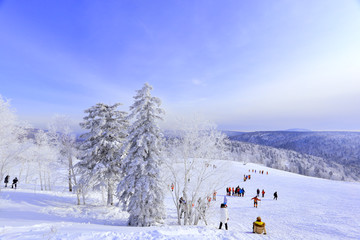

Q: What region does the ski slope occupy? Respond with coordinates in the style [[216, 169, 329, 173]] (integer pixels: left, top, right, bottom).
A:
[[1, 161, 359, 239]]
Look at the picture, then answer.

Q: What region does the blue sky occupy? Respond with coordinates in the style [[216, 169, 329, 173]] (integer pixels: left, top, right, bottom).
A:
[[1, 0, 360, 132]]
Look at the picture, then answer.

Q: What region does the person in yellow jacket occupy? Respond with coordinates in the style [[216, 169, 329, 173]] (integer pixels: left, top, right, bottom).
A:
[[253, 216, 267, 234]]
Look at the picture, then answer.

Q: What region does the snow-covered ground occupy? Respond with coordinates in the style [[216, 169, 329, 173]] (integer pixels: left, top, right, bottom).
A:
[[1, 161, 360, 239]]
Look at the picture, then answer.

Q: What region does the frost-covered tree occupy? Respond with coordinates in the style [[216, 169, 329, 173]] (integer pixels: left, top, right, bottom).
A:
[[0, 95, 28, 182], [117, 83, 165, 227], [30, 129, 59, 191], [48, 115, 78, 193], [164, 120, 230, 225], [76, 103, 128, 205]]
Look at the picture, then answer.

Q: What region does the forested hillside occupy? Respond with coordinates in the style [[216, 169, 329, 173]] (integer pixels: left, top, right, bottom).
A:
[[228, 131, 360, 180]]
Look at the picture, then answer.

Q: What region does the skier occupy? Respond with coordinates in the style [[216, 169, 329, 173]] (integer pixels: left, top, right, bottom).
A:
[[12, 177, 18, 189], [273, 191, 278, 200], [241, 188, 245, 197], [171, 183, 174, 191], [179, 197, 187, 218], [253, 216, 267, 234], [262, 189, 265, 198], [256, 188, 260, 197], [232, 187, 234, 196], [4, 175, 9, 188], [219, 203, 229, 230], [251, 196, 261, 208]]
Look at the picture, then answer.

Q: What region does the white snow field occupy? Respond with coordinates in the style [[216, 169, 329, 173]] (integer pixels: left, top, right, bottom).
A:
[[1, 161, 360, 240]]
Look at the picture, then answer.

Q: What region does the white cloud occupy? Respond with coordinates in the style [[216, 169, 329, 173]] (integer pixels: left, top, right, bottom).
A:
[[192, 78, 206, 86]]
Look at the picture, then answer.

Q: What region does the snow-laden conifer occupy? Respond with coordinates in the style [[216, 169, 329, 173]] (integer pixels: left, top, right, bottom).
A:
[[77, 103, 128, 205], [117, 83, 165, 226]]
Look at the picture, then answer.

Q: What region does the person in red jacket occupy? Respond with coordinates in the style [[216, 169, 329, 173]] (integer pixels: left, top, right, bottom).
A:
[[251, 196, 261, 208], [261, 189, 265, 198]]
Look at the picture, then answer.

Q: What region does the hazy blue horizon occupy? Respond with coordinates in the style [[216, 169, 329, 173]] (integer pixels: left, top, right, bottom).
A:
[[1, 0, 360, 132]]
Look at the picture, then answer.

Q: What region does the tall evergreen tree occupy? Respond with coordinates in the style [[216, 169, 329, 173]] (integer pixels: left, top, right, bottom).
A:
[[77, 103, 128, 205], [117, 83, 165, 226]]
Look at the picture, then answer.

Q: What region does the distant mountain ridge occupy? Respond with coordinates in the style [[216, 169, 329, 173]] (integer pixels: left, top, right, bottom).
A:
[[227, 131, 360, 180], [228, 140, 356, 181]]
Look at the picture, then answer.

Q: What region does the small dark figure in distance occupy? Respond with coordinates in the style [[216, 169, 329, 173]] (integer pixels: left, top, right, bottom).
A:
[[219, 203, 229, 230], [273, 191, 278, 200], [253, 216, 267, 234], [262, 189, 265, 198], [4, 175, 10, 188], [256, 188, 260, 197], [11, 177, 18, 189]]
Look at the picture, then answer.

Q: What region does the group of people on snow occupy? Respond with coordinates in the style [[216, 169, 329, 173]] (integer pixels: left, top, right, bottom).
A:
[[226, 186, 245, 197], [178, 196, 210, 225], [243, 174, 251, 181], [4, 175, 18, 189], [255, 188, 266, 198], [219, 169, 277, 234], [249, 169, 268, 175]]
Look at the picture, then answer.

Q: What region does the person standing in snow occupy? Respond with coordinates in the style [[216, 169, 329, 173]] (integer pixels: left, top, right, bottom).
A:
[[179, 197, 187, 218], [253, 216, 267, 234], [213, 190, 217, 201], [223, 195, 228, 206], [4, 175, 9, 188], [251, 196, 261, 208], [256, 188, 260, 197], [262, 189, 265, 198], [241, 188, 245, 197], [219, 203, 229, 230], [273, 191, 278, 200], [11, 177, 18, 189], [171, 183, 174, 192]]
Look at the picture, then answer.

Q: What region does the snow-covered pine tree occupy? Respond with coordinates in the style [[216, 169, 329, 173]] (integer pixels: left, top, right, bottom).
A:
[[117, 83, 165, 227], [76, 103, 128, 205]]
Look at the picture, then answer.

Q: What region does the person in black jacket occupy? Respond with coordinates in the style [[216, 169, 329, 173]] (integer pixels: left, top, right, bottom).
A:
[[273, 191, 278, 200], [12, 177, 18, 189], [4, 175, 10, 187]]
